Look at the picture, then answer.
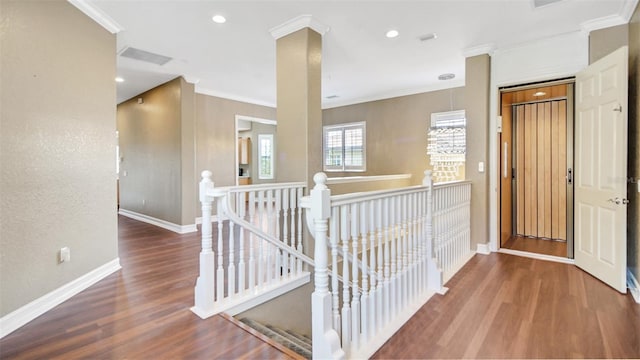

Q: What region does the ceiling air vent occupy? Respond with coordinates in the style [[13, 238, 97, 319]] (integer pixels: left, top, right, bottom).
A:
[[119, 46, 172, 66], [532, 0, 563, 8]]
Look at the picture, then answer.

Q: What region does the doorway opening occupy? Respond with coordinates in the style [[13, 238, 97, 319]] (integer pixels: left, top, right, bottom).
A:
[[498, 79, 574, 258]]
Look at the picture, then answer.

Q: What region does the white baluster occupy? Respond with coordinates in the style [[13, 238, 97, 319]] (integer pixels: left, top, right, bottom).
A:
[[359, 201, 369, 345], [309, 173, 344, 360], [368, 200, 377, 336], [383, 197, 391, 324], [248, 191, 256, 291], [266, 190, 274, 283], [193, 171, 215, 315], [340, 204, 351, 352], [282, 188, 290, 277], [228, 214, 236, 298], [238, 191, 246, 294], [216, 197, 225, 301], [296, 187, 303, 273], [330, 207, 341, 336], [290, 188, 297, 273], [376, 198, 384, 328], [350, 207, 361, 351], [257, 190, 265, 288]]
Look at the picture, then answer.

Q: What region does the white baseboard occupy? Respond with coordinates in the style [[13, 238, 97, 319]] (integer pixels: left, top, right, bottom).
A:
[[627, 269, 640, 304], [119, 209, 197, 234], [0, 258, 121, 339], [476, 243, 491, 255], [498, 248, 575, 264]]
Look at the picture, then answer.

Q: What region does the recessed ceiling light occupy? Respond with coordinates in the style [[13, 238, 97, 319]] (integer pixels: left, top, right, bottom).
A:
[[115, 77, 124, 82], [438, 73, 455, 81], [533, 91, 547, 97], [212, 15, 226, 24], [386, 30, 399, 38]]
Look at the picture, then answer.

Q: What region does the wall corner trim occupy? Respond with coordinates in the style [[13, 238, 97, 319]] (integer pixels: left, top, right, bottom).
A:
[[67, 0, 124, 34], [628, 269, 640, 303], [476, 243, 491, 255], [118, 209, 197, 234], [0, 258, 121, 339], [462, 44, 495, 58]]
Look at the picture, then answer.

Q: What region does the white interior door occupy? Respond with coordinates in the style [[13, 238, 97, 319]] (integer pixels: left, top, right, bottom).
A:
[[575, 46, 628, 293]]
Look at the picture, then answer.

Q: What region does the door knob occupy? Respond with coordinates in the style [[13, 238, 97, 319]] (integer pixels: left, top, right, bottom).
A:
[[622, 198, 630, 205], [607, 197, 621, 204]]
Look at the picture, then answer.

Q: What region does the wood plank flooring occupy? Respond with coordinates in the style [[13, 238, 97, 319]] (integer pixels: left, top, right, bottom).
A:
[[2, 216, 639, 359], [0, 216, 298, 360], [373, 252, 640, 359], [502, 235, 567, 257]]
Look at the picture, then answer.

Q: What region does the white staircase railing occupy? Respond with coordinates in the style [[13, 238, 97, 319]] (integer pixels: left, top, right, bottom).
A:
[[191, 171, 311, 319], [432, 180, 472, 282], [302, 171, 473, 359]]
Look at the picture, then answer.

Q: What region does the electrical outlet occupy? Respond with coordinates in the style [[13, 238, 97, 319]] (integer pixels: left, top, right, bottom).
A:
[[59, 247, 70, 263]]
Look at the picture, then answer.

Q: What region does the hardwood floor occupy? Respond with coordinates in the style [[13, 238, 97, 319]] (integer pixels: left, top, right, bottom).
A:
[[0, 216, 299, 360], [373, 252, 640, 359], [502, 235, 567, 258], [2, 216, 639, 359]]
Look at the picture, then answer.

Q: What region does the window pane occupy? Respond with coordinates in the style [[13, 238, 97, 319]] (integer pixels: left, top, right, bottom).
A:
[[344, 128, 363, 166], [325, 129, 343, 167], [258, 134, 274, 179]]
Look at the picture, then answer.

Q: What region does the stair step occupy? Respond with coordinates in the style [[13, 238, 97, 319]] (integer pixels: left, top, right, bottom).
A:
[[239, 318, 312, 359]]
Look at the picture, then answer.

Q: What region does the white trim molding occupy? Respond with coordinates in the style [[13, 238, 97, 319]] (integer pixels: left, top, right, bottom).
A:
[[67, 0, 124, 34], [462, 43, 495, 58], [498, 248, 575, 265], [476, 243, 491, 255], [269, 15, 330, 40], [326, 174, 412, 185], [628, 269, 640, 303], [0, 258, 121, 339], [118, 209, 197, 234]]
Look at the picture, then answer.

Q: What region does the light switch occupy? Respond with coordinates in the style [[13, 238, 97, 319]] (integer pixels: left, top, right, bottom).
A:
[[478, 161, 485, 173]]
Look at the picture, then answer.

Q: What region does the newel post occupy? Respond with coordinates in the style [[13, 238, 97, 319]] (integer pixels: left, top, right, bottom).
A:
[[423, 170, 446, 294], [192, 170, 216, 317], [310, 173, 345, 360]]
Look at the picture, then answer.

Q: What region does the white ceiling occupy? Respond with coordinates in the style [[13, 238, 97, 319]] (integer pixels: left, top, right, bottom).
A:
[[76, 0, 637, 108]]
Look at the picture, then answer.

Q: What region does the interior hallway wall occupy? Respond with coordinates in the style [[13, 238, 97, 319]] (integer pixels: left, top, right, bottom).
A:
[[0, 0, 118, 317], [322, 87, 465, 185]]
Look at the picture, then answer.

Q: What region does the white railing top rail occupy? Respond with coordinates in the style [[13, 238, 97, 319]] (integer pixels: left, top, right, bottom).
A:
[[202, 181, 307, 199], [326, 173, 411, 185], [433, 179, 471, 189]]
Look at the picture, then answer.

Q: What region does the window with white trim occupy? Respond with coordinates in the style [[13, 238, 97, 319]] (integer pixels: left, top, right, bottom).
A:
[[323, 122, 366, 172], [428, 110, 466, 182], [258, 134, 274, 179]]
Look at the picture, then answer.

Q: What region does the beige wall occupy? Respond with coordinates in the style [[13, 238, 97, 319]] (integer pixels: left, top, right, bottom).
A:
[[589, 24, 629, 64], [322, 88, 465, 186], [180, 81, 196, 224], [627, 4, 640, 283], [117, 78, 187, 225], [0, 0, 118, 316], [276, 28, 323, 185], [195, 94, 276, 189], [464, 55, 491, 248]]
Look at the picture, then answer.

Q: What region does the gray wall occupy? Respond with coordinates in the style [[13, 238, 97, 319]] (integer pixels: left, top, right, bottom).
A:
[[322, 88, 465, 185], [589, 24, 629, 64], [117, 77, 195, 226], [0, 0, 118, 316]]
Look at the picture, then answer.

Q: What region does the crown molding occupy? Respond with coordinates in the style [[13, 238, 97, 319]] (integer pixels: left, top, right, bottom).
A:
[[195, 86, 276, 108], [462, 44, 495, 58], [620, 0, 639, 22], [269, 15, 330, 40], [580, 14, 627, 34], [67, 0, 123, 34]]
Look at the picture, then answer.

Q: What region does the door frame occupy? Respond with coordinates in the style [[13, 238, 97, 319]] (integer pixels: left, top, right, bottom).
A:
[[497, 79, 575, 258]]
